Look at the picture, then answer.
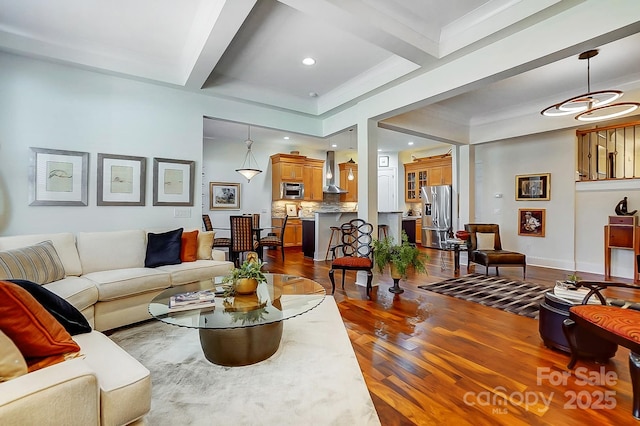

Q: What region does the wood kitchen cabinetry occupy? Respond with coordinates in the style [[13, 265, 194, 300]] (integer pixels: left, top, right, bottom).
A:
[[339, 161, 357, 202], [404, 154, 452, 202], [272, 217, 302, 247], [416, 218, 422, 245], [303, 158, 325, 201], [271, 154, 323, 200]]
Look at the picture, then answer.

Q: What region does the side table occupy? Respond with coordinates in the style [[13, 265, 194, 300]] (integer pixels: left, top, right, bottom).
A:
[[444, 238, 467, 275]]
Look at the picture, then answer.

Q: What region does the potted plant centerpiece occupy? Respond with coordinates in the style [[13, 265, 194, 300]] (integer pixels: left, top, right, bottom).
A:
[[373, 231, 428, 293], [222, 253, 267, 295]]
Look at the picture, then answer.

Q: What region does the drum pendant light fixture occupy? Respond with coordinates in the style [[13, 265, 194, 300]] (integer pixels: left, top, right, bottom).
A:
[[541, 49, 639, 122], [235, 125, 262, 182]]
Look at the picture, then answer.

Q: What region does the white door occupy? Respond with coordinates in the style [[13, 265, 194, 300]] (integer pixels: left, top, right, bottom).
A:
[[378, 168, 396, 212]]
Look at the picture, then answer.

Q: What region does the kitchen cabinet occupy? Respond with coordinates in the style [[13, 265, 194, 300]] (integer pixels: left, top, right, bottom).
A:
[[404, 154, 452, 202], [273, 217, 302, 247], [339, 161, 357, 202], [271, 153, 305, 200], [303, 158, 324, 201], [416, 218, 422, 245]]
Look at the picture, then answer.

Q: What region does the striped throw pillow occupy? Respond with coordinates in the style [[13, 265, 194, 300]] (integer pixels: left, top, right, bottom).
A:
[[0, 241, 66, 284]]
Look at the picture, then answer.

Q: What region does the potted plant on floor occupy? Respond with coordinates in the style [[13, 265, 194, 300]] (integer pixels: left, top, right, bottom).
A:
[[373, 231, 428, 293]]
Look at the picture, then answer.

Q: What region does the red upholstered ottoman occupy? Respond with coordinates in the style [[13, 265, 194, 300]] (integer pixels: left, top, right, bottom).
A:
[[564, 305, 640, 419]]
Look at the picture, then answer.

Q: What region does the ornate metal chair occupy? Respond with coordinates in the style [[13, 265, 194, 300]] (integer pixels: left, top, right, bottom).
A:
[[258, 215, 288, 262], [328, 219, 374, 297], [464, 223, 526, 278], [562, 281, 640, 419]]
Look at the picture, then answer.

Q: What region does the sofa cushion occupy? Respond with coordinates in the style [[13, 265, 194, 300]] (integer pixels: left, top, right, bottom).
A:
[[157, 259, 234, 286], [145, 228, 183, 268], [73, 331, 151, 426], [180, 230, 198, 262], [0, 233, 82, 276], [8, 279, 91, 335], [0, 331, 28, 382], [0, 241, 65, 284], [77, 230, 146, 274], [83, 268, 171, 301], [0, 281, 81, 371], [43, 276, 99, 312], [197, 231, 215, 260]]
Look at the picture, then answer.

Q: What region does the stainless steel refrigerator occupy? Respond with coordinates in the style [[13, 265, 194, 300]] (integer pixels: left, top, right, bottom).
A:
[[421, 185, 452, 249]]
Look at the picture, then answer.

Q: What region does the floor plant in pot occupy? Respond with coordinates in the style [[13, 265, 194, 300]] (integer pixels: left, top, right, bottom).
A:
[[373, 231, 428, 293]]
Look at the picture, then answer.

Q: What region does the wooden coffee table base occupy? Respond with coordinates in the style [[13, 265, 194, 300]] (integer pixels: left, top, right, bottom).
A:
[[199, 321, 283, 366]]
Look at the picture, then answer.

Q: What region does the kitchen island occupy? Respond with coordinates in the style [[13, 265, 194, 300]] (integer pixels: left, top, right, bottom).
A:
[[311, 211, 403, 261]]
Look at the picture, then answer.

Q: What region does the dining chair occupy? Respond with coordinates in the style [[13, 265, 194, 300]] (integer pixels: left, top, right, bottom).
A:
[[203, 214, 231, 251], [258, 215, 288, 262], [328, 219, 374, 298], [230, 215, 258, 267]]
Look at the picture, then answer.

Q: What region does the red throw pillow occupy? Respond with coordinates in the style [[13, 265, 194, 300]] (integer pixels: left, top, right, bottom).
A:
[[0, 281, 80, 370], [181, 230, 199, 262]]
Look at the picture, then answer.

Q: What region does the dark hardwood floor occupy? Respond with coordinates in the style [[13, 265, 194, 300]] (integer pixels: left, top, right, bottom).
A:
[[261, 245, 639, 425]]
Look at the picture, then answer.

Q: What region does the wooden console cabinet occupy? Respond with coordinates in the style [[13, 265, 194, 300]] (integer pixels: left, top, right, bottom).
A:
[[604, 215, 640, 283]]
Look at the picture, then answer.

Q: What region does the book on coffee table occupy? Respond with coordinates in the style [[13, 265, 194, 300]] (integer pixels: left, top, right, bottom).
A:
[[553, 281, 602, 305], [168, 300, 216, 313], [169, 290, 216, 308]]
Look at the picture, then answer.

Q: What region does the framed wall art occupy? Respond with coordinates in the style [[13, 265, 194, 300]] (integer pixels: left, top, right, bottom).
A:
[[152, 158, 195, 206], [210, 182, 240, 210], [285, 203, 297, 216], [379, 156, 389, 167], [518, 208, 545, 237], [29, 147, 89, 206], [97, 153, 146, 206], [515, 173, 550, 201]]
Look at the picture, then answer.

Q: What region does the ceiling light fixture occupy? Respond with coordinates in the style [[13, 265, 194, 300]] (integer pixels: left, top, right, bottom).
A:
[[302, 57, 316, 66], [541, 49, 639, 122], [235, 125, 262, 182], [347, 158, 355, 181]]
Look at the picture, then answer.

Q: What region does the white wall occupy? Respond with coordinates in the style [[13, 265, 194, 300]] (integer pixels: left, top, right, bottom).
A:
[[0, 53, 319, 236]]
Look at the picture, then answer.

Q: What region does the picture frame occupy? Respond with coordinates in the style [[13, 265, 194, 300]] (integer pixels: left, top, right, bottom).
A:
[[29, 147, 89, 206], [518, 208, 546, 237], [210, 182, 240, 210], [515, 173, 550, 201], [97, 153, 146, 206], [285, 203, 297, 217], [379, 156, 389, 167], [152, 158, 195, 206]]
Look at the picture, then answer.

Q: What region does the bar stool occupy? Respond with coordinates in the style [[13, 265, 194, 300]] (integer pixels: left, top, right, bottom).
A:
[[325, 226, 341, 261], [378, 224, 389, 239]]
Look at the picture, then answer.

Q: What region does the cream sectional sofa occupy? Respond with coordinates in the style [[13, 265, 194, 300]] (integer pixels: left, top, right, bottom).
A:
[[0, 228, 233, 425]]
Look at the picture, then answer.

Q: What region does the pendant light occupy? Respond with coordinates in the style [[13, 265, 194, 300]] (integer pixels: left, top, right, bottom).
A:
[[347, 158, 355, 180], [235, 125, 262, 182], [541, 49, 639, 121]]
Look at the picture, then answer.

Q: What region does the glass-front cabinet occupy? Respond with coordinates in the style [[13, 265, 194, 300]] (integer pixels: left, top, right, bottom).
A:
[[404, 154, 452, 203]]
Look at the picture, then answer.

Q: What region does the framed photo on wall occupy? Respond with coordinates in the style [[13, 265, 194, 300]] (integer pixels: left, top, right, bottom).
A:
[[379, 156, 389, 167], [210, 182, 240, 210], [97, 153, 146, 206], [515, 173, 550, 201], [29, 147, 89, 206], [152, 158, 195, 206], [518, 208, 545, 237]]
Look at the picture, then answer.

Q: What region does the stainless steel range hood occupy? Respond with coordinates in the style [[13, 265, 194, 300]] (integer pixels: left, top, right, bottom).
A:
[[323, 151, 347, 194]]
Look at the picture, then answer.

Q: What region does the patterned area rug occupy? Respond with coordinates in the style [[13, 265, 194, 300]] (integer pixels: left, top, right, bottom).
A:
[[418, 273, 550, 319]]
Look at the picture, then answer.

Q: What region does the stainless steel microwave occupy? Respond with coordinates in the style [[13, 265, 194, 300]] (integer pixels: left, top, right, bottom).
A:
[[280, 182, 304, 199]]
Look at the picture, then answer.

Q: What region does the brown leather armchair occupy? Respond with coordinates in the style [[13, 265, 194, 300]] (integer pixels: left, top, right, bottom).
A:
[[464, 223, 526, 278]]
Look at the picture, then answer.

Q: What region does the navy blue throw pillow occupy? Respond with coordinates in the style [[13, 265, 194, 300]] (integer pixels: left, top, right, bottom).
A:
[[7, 279, 92, 335], [145, 228, 183, 268]]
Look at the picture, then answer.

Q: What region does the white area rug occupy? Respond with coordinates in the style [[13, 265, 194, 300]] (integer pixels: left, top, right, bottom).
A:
[[110, 296, 380, 426]]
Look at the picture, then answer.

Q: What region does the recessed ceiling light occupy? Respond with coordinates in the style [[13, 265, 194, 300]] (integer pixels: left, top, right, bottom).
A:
[[377, 149, 382, 152], [302, 57, 316, 66], [408, 141, 414, 146], [283, 136, 290, 140], [309, 92, 318, 97], [331, 143, 337, 148]]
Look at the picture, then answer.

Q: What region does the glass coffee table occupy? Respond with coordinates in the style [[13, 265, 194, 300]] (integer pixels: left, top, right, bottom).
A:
[[148, 273, 325, 366]]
